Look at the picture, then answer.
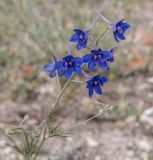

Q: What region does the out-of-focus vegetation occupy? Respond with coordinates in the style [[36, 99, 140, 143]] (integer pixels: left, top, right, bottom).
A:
[[0, 0, 152, 102]]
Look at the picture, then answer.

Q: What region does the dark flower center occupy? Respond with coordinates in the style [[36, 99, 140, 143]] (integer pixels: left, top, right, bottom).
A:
[[65, 61, 73, 69], [79, 34, 84, 41], [91, 80, 99, 87], [117, 26, 123, 33], [93, 53, 101, 61]]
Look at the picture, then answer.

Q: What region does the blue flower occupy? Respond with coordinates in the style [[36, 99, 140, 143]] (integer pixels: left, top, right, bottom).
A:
[[44, 58, 65, 78], [86, 75, 108, 97], [111, 19, 130, 42], [70, 29, 88, 50], [97, 12, 130, 42], [82, 48, 115, 71], [55, 55, 82, 79]]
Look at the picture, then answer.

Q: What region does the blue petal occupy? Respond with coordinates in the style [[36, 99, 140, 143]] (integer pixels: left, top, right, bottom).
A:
[[81, 41, 87, 48], [86, 80, 92, 88], [63, 55, 73, 61], [95, 86, 102, 95], [49, 69, 64, 78], [76, 42, 83, 50], [99, 76, 108, 84], [116, 20, 124, 26], [82, 54, 92, 63], [55, 60, 64, 69], [74, 57, 82, 66], [98, 61, 108, 70], [64, 69, 73, 79], [57, 70, 65, 77], [49, 70, 56, 78], [89, 87, 94, 97], [107, 56, 114, 62], [113, 32, 120, 42], [91, 50, 98, 54], [92, 75, 100, 81], [116, 32, 126, 40], [70, 34, 78, 42], [88, 61, 96, 70], [122, 23, 130, 32], [74, 66, 82, 73], [44, 63, 55, 72], [74, 28, 85, 34], [101, 51, 112, 60]]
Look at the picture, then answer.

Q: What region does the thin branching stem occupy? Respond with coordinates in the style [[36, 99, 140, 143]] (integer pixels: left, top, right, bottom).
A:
[[86, 16, 101, 31], [32, 75, 74, 159], [34, 74, 74, 131], [23, 129, 29, 147], [96, 27, 109, 46], [22, 128, 31, 159], [71, 80, 85, 83], [48, 74, 74, 117], [61, 105, 112, 132], [56, 71, 61, 92], [33, 128, 46, 160], [0, 129, 24, 155]]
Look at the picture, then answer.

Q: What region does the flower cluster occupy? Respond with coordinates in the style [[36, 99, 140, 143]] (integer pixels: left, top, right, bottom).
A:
[[44, 12, 130, 97]]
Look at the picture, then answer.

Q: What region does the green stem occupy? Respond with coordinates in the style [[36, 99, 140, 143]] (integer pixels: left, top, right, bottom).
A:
[[62, 106, 112, 132], [22, 129, 30, 159], [62, 113, 100, 132], [96, 27, 109, 46], [0, 129, 24, 156], [87, 16, 101, 31], [34, 74, 74, 131], [71, 80, 85, 83], [33, 129, 46, 160], [32, 75, 74, 159], [56, 71, 61, 92], [48, 74, 74, 117]]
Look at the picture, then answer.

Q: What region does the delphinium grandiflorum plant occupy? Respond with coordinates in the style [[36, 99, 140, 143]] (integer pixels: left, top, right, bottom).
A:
[[0, 11, 130, 160]]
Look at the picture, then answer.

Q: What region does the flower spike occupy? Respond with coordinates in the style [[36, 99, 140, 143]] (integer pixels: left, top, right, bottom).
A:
[[44, 11, 130, 97]]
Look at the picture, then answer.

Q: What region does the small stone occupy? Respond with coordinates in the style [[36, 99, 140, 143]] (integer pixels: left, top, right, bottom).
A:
[[140, 107, 153, 127], [0, 140, 6, 147], [126, 117, 136, 124], [66, 137, 73, 142], [37, 84, 54, 94], [86, 137, 98, 148], [126, 150, 134, 157], [137, 140, 151, 152], [4, 147, 12, 154], [139, 107, 153, 134], [147, 77, 153, 83], [27, 118, 37, 126], [95, 155, 101, 160]]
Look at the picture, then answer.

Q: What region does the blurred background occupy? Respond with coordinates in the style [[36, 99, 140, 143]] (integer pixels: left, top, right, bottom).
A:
[[0, 0, 153, 160]]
